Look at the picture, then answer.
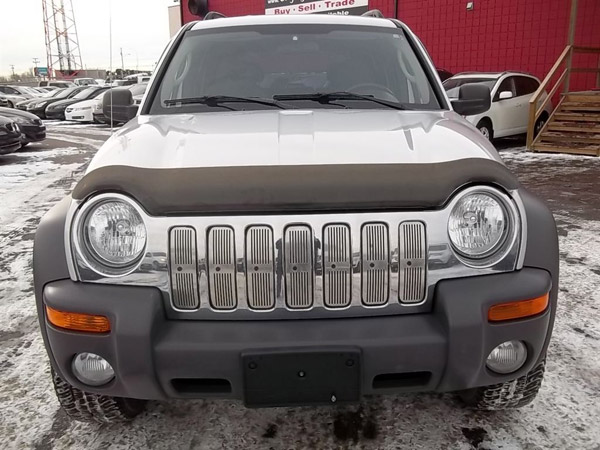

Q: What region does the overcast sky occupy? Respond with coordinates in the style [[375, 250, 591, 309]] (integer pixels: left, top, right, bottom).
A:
[[0, 0, 177, 77]]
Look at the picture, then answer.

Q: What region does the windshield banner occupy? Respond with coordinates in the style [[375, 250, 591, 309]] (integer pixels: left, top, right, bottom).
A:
[[265, 0, 369, 16]]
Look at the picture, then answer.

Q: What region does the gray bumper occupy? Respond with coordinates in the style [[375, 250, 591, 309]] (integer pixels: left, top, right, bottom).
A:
[[41, 268, 552, 402]]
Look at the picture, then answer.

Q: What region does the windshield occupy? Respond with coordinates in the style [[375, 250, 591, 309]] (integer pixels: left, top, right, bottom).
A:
[[150, 25, 441, 114], [73, 87, 98, 99], [55, 87, 79, 99], [443, 78, 497, 98]]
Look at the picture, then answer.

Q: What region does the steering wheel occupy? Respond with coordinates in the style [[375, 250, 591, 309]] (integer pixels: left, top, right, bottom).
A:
[[346, 83, 399, 102]]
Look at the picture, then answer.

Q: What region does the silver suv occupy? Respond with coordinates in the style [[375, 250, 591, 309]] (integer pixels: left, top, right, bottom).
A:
[[34, 12, 558, 423]]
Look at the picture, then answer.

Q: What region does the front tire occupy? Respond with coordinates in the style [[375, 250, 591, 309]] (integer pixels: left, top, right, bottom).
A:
[[534, 114, 548, 137], [476, 119, 493, 141], [458, 358, 546, 410], [52, 369, 146, 424]]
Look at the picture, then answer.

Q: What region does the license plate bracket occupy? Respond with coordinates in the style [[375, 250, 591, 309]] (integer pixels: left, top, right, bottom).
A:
[[242, 348, 361, 408]]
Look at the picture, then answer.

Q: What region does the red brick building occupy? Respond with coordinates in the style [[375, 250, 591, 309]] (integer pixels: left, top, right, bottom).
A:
[[181, 0, 600, 91]]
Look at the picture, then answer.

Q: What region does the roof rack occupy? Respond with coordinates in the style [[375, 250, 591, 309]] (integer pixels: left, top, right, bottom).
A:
[[204, 11, 226, 20], [362, 9, 385, 18]]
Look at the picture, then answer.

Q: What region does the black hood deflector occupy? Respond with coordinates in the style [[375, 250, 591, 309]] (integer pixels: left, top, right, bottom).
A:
[[72, 159, 519, 215]]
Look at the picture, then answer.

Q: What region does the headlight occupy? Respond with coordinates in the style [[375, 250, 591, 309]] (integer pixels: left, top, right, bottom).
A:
[[448, 192, 508, 259], [79, 198, 147, 272]]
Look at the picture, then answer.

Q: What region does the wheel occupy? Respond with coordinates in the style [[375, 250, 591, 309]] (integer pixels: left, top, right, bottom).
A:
[[7, 101, 14, 108], [476, 119, 493, 141], [534, 115, 547, 137], [458, 358, 546, 410], [52, 368, 146, 424]]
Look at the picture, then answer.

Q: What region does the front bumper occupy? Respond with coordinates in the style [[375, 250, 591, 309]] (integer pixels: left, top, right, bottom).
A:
[[66, 110, 93, 122], [20, 124, 46, 143], [0, 137, 22, 154], [41, 268, 552, 405], [45, 110, 66, 120]]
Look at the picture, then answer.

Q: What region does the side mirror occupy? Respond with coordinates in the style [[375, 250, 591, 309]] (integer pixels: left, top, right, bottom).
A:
[[188, 0, 209, 16], [451, 84, 491, 116], [498, 91, 514, 100], [103, 88, 138, 124]]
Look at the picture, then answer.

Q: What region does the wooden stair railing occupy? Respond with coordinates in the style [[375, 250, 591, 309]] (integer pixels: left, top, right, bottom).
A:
[[527, 45, 600, 150]]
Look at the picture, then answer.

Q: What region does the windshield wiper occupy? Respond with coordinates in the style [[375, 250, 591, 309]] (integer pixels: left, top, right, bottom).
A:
[[164, 95, 287, 109], [273, 92, 410, 110]]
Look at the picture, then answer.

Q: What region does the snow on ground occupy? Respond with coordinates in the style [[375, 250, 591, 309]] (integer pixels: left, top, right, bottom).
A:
[[0, 132, 599, 449]]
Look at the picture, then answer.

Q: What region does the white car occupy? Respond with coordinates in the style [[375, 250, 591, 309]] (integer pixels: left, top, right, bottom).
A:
[[65, 91, 109, 122], [443, 72, 552, 141]]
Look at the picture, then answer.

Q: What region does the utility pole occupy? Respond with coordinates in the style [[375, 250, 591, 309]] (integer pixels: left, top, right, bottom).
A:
[[10, 65, 16, 80], [120, 47, 125, 76], [33, 58, 40, 77]]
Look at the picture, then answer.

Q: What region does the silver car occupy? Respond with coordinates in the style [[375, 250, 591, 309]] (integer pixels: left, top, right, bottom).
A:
[[34, 12, 558, 424]]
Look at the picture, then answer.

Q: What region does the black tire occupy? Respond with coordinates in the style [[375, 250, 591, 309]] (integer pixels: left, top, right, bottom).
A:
[[458, 359, 546, 410], [7, 101, 14, 108], [52, 369, 146, 424], [534, 114, 548, 137], [476, 119, 493, 141]]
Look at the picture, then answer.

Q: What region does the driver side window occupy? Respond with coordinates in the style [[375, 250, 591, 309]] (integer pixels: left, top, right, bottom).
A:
[[493, 77, 515, 102]]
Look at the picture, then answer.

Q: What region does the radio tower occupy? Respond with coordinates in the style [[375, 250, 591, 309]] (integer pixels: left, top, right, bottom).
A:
[[42, 0, 83, 78]]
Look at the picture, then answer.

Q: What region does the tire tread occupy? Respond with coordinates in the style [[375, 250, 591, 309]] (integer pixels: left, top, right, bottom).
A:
[[52, 369, 145, 424]]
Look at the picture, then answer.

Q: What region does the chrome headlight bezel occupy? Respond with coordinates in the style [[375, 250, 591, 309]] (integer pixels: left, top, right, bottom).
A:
[[72, 194, 147, 277], [447, 186, 520, 269]]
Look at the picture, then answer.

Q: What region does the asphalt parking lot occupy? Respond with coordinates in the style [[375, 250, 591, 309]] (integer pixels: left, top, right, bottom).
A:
[[0, 122, 599, 450]]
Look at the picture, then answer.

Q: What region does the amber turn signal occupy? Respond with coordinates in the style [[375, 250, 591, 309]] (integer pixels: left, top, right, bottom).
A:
[[45, 306, 111, 333], [488, 293, 549, 322]]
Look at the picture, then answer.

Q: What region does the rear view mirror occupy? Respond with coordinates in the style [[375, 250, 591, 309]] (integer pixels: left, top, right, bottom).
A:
[[103, 89, 138, 124], [498, 91, 514, 100], [451, 84, 491, 116]]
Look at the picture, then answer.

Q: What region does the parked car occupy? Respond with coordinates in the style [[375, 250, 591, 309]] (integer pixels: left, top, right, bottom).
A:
[[17, 88, 63, 111], [26, 87, 85, 119], [0, 95, 9, 108], [46, 86, 110, 120], [95, 84, 147, 124], [0, 116, 22, 155], [65, 90, 112, 123], [74, 78, 98, 86], [35, 13, 558, 424], [0, 107, 46, 147], [0, 85, 42, 107], [443, 72, 551, 141], [39, 81, 76, 89]]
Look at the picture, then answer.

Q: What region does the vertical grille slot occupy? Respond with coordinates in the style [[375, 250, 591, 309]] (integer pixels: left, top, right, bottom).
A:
[[246, 226, 275, 310], [323, 224, 352, 308], [399, 221, 427, 303], [361, 223, 389, 306], [284, 225, 313, 309], [169, 227, 199, 310], [207, 227, 237, 310]]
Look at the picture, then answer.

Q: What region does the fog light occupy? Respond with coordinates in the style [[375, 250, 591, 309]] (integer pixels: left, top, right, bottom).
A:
[[72, 353, 115, 386], [486, 341, 527, 374]]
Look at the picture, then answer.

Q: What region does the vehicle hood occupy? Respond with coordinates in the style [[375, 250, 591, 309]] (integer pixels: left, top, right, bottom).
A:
[[87, 109, 502, 172], [0, 107, 40, 122], [67, 99, 97, 109], [48, 98, 82, 109]]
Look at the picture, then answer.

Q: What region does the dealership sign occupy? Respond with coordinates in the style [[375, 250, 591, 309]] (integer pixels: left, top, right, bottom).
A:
[[266, 0, 369, 16]]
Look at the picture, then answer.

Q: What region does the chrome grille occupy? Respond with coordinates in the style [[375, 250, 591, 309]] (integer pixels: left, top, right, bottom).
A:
[[284, 225, 313, 309], [169, 227, 199, 310], [323, 224, 352, 308], [399, 221, 427, 303], [246, 226, 275, 310], [361, 223, 389, 306], [207, 227, 237, 310]]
